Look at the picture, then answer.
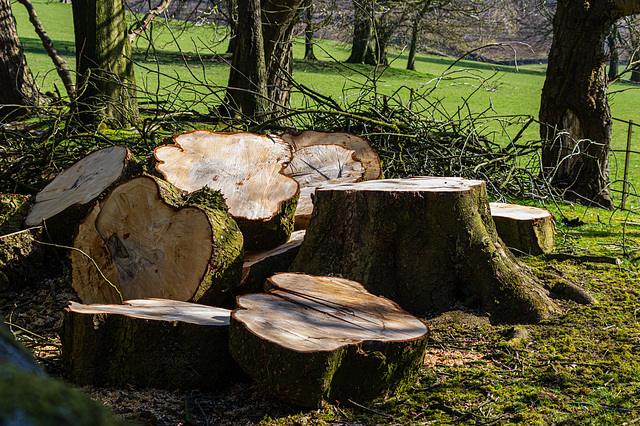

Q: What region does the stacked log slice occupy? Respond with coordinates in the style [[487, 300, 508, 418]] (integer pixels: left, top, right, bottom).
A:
[[0, 194, 44, 292], [24, 145, 137, 245], [281, 130, 382, 180], [291, 177, 562, 323], [71, 176, 243, 306], [154, 130, 299, 250], [63, 299, 244, 390], [490, 202, 556, 255], [283, 144, 364, 229], [238, 230, 305, 295], [230, 273, 429, 408]]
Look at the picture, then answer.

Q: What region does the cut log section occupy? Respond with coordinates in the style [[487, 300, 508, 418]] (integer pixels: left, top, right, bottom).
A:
[[283, 144, 365, 229], [238, 230, 305, 295], [24, 145, 137, 245], [490, 202, 556, 255], [291, 177, 568, 323], [63, 299, 244, 390], [0, 194, 44, 292], [281, 130, 382, 180], [154, 130, 299, 250], [230, 273, 429, 408], [71, 175, 243, 306]]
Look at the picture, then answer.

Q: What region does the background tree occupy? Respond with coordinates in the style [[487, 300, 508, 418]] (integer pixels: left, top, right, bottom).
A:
[[539, 0, 640, 209], [73, 0, 139, 127], [0, 0, 41, 118]]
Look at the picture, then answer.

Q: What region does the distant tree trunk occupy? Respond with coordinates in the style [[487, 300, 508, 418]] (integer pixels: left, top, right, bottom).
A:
[[0, 0, 42, 118], [607, 23, 619, 81], [303, 0, 317, 60], [346, 0, 375, 64], [225, 0, 238, 54], [224, 0, 303, 118], [72, 0, 139, 127], [539, 0, 640, 209], [406, 2, 430, 71]]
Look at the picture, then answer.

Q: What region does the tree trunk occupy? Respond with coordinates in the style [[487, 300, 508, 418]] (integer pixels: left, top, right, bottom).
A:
[[345, 0, 375, 64], [154, 130, 299, 250], [0, 0, 41, 118], [225, 0, 238, 54], [406, 14, 420, 71], [230, 272, 429, 408], [539, 0, 640, 209], [303, 0, 317, 61], [71, 176, 244, 306], [291, 177, 572, 323], [72, 0, 139, 127], [63, 299, 245, 389], [607, 22, 619, 81], [490, 202, 556, 256]]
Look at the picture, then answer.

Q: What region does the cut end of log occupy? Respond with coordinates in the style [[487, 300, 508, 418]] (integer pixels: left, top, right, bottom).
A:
[[490, 202, 556, 255]]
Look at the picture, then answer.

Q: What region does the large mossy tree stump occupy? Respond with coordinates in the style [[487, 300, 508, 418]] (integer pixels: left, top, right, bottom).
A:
[[230, 273, 429, 408], [24, 145, 138, 245], [490, 202, 556, 255], [63, 299, 244, 390], [291, 177, 568, 323], [154, 130, 299, 250], [71, 175, 243, 306]]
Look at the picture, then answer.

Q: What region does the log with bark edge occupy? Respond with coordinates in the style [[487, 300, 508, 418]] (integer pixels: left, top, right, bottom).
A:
[[24, 145, 138, 245], [0, 194, 44, 291], [237, 229, 305, 295], [490, 202, 556, 255], [230, 272, 429, 408], [290, 177, 590, 323], [280, 130, 382, 180], [70, 175, 243, 306], [282, 144, 364, 229], [63, 299, 244, 390], [154, 130, 299, 250]]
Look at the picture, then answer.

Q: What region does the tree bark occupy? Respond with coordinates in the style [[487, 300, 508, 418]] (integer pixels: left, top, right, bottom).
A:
[[303, 0, 317, 61], [539, 0, 640, 209], [346, 0, 375, 64], [291, 177, 569, 323], [72, 0, 139, 127], [0, 0, 41, 118], [230, 272, 429, 408], [63, 299, 244, 389], [607, 22, 619, 81]]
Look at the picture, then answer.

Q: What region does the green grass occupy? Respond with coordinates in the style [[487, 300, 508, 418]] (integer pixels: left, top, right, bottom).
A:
[[11, 0, 640, 206]]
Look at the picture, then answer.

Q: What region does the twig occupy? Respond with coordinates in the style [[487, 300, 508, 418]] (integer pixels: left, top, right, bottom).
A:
[[545, 253, 622, 265]]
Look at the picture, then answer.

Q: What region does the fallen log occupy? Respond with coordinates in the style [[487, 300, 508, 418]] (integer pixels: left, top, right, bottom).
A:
[[24, 145, 138, 245], [63, 299, 244, 390], [490, 202, 556, 255], [238, 230, 305, 295], [290, 177, 582, 323], [154, 130, 299, 250], [71, 175, 243, 306], [230, 273, 429, 408]]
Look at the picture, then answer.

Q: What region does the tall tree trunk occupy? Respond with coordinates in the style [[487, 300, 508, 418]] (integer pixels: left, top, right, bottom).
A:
[[539, 0, 640, 209], [406, 12, 420, 70], [607, 23, 619, 81], [346, 0, 375, 64], [73, 0, 139, 127], [303, 0, 316, 61], [0, 0, 41, 118], [225, 0, 238, 54]]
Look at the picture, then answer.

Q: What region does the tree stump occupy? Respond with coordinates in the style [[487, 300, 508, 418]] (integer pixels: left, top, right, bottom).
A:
[[490, 202, 556, 255], [154, 130, 299, 250], [71, 175, 243, 306], [238, 230, 305, 295], [0, 194, 44, 292], [63, 299, 244, 390], [283, 144, 364, 229], [24, 145, 138, 245], [230, 273, 429, 408], [291, 177, 564, 323]]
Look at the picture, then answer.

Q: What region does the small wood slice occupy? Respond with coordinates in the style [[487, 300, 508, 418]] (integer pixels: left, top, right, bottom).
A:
[[281, 130, 382, 180], [490, 203, 556, 255], [71, 175, 243, 306], [63, 299, 244, 390], [291, 177, 561, 323], [283, 144, 364, 229], [154, 130, 299, 250], [25, 146, 137, 245], [238, 230, 305, 295], [230, 272, 429, 408]]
